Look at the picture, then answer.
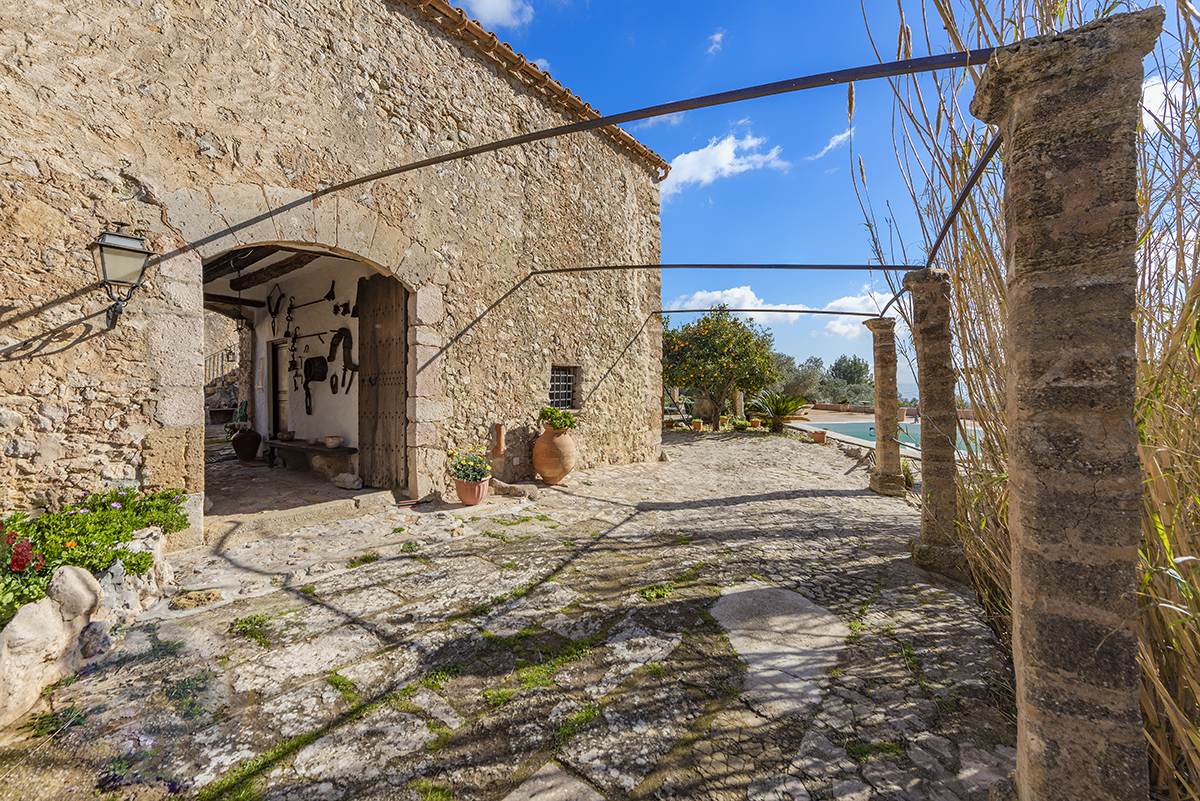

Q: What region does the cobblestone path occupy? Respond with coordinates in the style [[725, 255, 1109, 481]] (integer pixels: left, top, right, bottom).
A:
[[1, 432, 1016, 800]]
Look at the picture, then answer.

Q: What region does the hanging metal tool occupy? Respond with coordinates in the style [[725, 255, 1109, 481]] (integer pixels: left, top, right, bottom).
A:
[[266, 284, 285, 336], [290, 281, 337, 312], [327, 327, 359, 390]]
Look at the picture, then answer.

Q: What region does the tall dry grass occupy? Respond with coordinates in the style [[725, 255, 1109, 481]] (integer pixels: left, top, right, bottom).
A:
[[858, 1, 1200, 796]]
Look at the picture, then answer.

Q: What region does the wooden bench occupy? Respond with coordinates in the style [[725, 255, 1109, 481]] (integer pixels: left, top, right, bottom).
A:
[[266, 439, 359, 477]]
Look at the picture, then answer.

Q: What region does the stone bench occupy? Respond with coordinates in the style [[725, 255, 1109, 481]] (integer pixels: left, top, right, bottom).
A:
[[266, 439, 358, 480]]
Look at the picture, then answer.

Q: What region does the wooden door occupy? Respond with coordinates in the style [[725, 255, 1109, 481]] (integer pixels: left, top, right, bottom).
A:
[[357, 274, 407, 491], [271, 341, 289, 437]]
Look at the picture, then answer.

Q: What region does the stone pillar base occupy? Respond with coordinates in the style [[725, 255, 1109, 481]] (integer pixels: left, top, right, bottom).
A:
[[989, 777, 1018, 801], [870, 473, 907, 497], [910, 539, 970, 584]]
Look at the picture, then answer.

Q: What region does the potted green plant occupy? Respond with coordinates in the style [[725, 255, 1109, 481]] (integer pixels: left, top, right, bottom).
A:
[[691, 418, 704, 431], [731, 418, 749, 431], [533, 407, 578, 484], [748, 391, 809, 433], [448, 446, 491, 505]]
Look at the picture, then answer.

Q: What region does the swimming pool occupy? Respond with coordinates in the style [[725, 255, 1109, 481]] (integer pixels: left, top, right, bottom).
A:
[[814, 421, 975, 452]]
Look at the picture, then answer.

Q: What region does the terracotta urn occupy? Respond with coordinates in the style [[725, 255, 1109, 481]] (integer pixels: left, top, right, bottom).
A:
[[454, 477, 490, 506], [231, 429, 262, 462], [532, 424, 577, 484]]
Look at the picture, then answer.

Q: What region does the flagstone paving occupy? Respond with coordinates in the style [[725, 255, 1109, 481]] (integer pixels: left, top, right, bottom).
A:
[[0, 431, 1016, 800]]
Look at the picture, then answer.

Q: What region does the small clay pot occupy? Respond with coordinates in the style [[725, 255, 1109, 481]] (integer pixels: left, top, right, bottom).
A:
[[750, 419, 762, 428], [691, 420, 703, 431], [454, 477, 490, 506]]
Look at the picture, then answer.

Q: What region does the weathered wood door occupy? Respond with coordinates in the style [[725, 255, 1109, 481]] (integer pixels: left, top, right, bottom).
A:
[[357, 274, 407, 491]]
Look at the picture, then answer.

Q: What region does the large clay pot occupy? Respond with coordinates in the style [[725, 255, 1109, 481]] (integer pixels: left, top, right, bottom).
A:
[[231, 429, 263, 462], [454, 477, 490, 506], [532, 424, 577, 485]]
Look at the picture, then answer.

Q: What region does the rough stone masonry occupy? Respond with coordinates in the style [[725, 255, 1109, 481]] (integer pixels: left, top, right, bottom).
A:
[[0, 0, 665, 520], [970, 9, 1164, 801]]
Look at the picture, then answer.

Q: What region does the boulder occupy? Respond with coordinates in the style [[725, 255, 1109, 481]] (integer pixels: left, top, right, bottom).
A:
[[333, 472, 364, 490], [0, 597, 73, 728], [46, 565, 103, 620]]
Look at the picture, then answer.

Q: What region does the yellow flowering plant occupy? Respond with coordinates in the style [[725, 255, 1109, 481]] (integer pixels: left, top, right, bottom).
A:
[[447, 446, 491, 483]]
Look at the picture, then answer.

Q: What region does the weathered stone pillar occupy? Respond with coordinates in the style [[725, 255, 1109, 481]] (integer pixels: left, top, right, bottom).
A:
[[237, 320, 255, 425], [734, 390, 745, 420], [970, 10, 1163, 801], [903, 268, 965, 578], [863, 318, 904, 496]]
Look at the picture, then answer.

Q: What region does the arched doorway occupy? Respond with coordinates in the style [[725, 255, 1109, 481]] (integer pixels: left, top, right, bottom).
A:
[[201, 244, 410, 519]]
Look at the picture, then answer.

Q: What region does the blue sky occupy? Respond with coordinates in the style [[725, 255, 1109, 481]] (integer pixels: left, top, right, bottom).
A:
[[457, 0, 967, 389]]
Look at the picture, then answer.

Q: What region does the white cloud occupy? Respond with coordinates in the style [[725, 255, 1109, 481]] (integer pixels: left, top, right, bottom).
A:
[[668, 286, 806, 324], [460, 0, 533, 28], [1143, 76, 1183, 130], [821, 287, 894, 340], [707, 28, 726, 54], [633, 111, 686, 131], [533, 57, 552, 72], [660, 133, 791, 200], [805, 127, 854, 161]]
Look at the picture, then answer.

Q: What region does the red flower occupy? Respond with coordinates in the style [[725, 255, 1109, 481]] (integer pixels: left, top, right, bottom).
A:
[[3, 531, 15, 545], [9, 539, 32, 572], [32, 553, 44, 571]]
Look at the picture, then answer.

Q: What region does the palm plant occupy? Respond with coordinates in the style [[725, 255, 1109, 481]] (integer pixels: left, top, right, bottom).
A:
[[748, 390, 808, 433]]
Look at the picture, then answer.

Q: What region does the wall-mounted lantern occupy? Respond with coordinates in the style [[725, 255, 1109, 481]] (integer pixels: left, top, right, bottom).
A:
[[88, 223, 154, 328]]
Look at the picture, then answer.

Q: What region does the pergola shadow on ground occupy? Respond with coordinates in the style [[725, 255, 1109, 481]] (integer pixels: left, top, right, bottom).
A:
[[6, 433, 1015, 801]]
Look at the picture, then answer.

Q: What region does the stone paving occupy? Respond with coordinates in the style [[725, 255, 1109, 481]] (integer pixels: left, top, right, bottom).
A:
[[0, 431, 1016, 800]]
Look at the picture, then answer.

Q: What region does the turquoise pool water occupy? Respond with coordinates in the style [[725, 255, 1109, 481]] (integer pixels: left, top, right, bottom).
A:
[[815, 421, 974, 451]]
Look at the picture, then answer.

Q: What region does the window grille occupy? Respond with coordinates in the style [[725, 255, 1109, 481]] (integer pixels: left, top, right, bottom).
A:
[[549, 366, 577, 409]]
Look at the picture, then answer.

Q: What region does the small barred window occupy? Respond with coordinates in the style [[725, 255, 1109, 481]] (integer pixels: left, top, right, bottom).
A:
[[549, 366, 578, 409]]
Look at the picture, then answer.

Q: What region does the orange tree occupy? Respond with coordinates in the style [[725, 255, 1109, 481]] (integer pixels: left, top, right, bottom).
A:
[[663, 306, 778, 430]]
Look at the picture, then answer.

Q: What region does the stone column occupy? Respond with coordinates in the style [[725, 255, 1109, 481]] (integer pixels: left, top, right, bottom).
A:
[[862, 318, 904, 496], [237, 320, 255, 426], [970, 9, 1163, 801], [733, 390, 745, 420], [903, 268, 965, 578]]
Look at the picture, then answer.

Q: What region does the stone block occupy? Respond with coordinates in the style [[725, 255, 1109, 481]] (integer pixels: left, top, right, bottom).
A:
[[406, 397, 445, 423], [264, 185, 317, 243], [155, 388, 204, 428], [910, 540, 969, 583], [152, 314, 204, 386], [156, 241, 203, 282], [406, 421, 438, 447], [336, 197, 378, 258], [211, 183, 278, 247], [312, 195, 338, 248], [368, 218, 411, 272], [411, 283, 444, 325], [163, 187, 238, 260]]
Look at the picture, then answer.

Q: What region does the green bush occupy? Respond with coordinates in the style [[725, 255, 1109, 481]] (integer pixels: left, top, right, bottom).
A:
[[538, 407, 577, 430], [0, 487, 188, 627]]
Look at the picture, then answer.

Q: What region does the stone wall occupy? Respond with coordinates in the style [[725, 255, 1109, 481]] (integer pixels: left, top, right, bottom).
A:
[[0, 0, 663, 512]]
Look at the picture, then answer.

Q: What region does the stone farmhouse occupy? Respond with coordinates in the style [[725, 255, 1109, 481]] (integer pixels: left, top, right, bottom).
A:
[[0, 0, 668, 547]]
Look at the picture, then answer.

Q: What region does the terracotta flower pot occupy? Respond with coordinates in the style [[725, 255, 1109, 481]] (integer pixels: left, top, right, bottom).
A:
[[750, 419, 762, 428], [691, 420, 703, 431], [532, 425, 577, 485], [231, 429, 262, 462], [810, 430, 827, 444], [454, 477, 490, 506]]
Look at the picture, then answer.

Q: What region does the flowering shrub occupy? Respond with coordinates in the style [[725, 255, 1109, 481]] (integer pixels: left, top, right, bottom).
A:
[[0, 487, 189, 627], [447, 447, 491, 483]]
